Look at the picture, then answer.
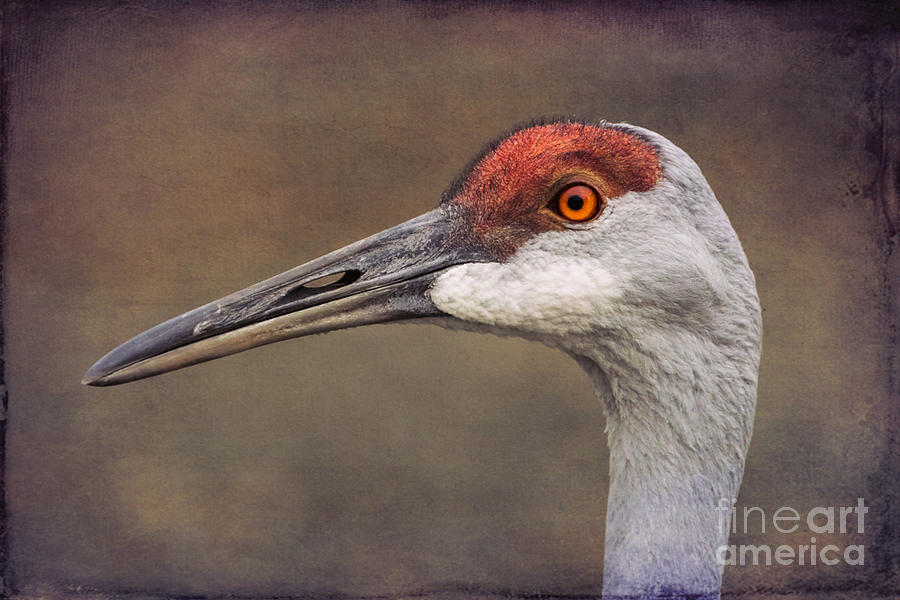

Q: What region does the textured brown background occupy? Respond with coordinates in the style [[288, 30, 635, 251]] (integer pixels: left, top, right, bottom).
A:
[[3, 2, 899, 599]]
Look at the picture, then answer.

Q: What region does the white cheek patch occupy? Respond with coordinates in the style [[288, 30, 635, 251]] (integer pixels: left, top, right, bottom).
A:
[[430, 252, 621, 336]]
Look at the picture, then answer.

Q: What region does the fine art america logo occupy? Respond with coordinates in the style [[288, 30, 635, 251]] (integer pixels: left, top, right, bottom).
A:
[[715, 498, 867, 566]]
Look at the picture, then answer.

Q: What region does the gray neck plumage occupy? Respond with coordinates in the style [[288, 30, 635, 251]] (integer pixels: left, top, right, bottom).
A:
[[574, 321, 759, 600]]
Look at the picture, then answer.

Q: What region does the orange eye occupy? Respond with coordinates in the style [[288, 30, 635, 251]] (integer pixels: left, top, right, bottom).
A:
[[555, 184, 602, 222]]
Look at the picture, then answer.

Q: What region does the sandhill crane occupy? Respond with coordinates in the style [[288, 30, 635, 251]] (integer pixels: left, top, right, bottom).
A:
[[84, 120, 762, 600]]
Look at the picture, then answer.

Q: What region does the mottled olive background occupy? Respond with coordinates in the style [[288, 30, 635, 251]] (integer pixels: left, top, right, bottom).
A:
[[3, 2, 899, 599]]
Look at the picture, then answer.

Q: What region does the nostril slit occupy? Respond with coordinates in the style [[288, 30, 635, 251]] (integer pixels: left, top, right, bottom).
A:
[[280, 270, 362, 304], [304, 269, 360, 289]]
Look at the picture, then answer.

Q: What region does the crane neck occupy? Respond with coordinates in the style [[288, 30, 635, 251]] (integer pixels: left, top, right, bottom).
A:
[[573, 325, 758, 600]]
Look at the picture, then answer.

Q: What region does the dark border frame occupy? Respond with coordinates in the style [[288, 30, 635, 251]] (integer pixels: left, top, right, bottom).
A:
[[0, 2, 897, 598]]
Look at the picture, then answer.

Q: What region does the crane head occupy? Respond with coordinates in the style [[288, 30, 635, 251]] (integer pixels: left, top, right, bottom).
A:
[[83, 120, 749, 386]]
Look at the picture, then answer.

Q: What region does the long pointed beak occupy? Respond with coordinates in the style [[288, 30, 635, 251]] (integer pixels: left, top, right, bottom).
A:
[[83, 206, 478, 386]]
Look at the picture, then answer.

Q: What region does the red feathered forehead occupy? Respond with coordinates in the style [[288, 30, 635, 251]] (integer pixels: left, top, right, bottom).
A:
[[448, 122, 662, 258], [456, 122, 661, 202]]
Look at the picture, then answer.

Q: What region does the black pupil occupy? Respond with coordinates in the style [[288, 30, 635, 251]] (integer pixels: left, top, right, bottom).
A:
[[567, 195, 584, 211]]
